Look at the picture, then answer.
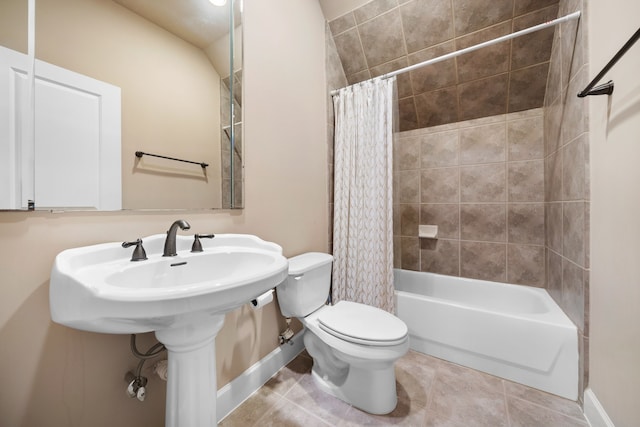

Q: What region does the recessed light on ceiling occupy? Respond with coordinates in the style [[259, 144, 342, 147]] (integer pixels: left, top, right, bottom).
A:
[[209, 0, 227, 6]]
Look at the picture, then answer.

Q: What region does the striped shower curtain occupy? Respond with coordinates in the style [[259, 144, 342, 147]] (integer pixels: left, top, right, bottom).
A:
[[331, 77, 396, 313]]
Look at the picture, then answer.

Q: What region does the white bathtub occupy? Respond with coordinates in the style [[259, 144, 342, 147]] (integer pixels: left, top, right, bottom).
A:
[[394, 269, 578, 400]]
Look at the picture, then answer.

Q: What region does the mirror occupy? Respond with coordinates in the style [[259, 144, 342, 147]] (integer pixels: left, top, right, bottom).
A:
[[0, 0, 27, 54], [0, 0, 243, 210]]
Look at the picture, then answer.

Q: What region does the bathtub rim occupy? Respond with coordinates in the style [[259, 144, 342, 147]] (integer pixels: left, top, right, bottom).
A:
[[393, 268, 576, 327]]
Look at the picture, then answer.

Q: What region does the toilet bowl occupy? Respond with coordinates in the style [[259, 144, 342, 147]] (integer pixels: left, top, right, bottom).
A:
[[276, 252, 409, 414]]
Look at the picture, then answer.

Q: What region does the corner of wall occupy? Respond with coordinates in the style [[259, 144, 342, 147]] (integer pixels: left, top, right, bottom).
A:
[[584, 388, 616, 427]]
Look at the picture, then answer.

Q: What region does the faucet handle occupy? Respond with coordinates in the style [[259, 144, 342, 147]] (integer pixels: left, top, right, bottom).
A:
[[122, 239, 148, 262], [191, 234, 215, 252]]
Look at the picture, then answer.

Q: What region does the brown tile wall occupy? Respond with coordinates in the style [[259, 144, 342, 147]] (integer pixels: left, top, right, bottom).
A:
[[543, 0, 589, 401], [394, 108, 545, 287], [328, 0, 559, 132]]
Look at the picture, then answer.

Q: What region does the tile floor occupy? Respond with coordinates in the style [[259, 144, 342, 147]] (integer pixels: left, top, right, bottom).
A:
[[220, 350, 588, 426]]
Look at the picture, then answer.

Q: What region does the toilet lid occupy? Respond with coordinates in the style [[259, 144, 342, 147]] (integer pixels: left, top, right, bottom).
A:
[[317, 301, 408, 346]]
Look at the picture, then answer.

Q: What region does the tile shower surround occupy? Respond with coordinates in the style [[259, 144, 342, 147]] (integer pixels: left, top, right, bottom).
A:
[[543, 0, 589, 400], [328, 0, 560, 131], [325, 0, 590, 402], [394, 108, 545, 287]]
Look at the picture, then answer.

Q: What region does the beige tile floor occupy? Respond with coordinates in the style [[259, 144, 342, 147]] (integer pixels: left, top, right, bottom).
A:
[[220, 350, 588, 427]]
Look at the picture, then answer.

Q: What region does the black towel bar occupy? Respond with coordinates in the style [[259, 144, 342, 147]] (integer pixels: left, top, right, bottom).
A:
[[135, 151, 208, 168], [578, 26, 640, 97]]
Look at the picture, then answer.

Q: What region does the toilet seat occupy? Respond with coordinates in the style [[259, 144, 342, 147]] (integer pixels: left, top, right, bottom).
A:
[[317, 301, 408, 346]]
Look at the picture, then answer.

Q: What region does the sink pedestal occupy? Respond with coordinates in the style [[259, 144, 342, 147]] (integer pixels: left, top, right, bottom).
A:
[[155, 314, 226, 427], [49, 233, 289, 426]]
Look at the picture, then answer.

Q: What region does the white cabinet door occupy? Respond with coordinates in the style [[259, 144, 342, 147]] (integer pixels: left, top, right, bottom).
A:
[[34, 61, 121, 210], [0, 45, 121, 210]]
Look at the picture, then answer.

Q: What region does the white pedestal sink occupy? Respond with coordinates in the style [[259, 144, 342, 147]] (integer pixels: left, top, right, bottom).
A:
[[49, 233, 288, 426]]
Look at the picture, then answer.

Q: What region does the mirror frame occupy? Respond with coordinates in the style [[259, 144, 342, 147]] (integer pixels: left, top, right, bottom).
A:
[[0, 0, 243, 212]]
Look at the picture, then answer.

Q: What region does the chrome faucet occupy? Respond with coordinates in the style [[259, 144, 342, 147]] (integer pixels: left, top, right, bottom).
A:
[[163, 219, 191, 257]]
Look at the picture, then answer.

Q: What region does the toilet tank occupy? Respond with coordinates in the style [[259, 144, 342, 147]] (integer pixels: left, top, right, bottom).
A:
[[276, 252, 333, 318]]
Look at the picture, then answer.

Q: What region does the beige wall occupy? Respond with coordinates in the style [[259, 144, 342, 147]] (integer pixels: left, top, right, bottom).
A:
[[0, 0, 328, 425], [588, 0, 640, 424], [36, 0, 221, 210], [206, 24, 243, 79], [0, 0, 27, 53]]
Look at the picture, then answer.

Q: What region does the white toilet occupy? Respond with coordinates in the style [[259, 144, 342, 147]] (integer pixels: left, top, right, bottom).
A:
[[276, 252, 409, 415]]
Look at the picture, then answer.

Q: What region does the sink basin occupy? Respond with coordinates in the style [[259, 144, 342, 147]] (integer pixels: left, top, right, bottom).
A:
[[50, 233, 288, 333], [49, 232, 289, 426]]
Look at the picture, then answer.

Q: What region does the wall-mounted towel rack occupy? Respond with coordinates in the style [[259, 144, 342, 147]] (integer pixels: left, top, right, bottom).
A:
[[578, 26, 640, 97], [135, 151, 208, 168]]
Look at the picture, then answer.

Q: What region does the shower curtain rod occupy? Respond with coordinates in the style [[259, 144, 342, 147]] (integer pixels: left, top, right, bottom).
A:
[[330, 11, 581, 96]]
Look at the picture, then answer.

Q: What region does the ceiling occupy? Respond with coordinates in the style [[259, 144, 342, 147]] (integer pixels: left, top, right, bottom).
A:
[[113, 0, 232, 48]]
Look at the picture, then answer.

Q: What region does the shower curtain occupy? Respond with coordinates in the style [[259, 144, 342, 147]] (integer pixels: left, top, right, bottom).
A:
[[332, 77, 396, 313]]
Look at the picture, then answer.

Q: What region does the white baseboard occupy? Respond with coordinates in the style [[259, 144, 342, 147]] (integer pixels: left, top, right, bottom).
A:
[[584, 388, 616, 427], [216, 331, 305, 423]]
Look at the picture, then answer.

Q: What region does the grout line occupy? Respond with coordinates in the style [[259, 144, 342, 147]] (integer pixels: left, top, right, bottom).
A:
[[423, 362, 441, 415], [504, 182, 510, 282], [410, 95, 420, 131], [280, 394, 335, 426], [512, 59, 552, 74], [449, 0, 462, 124], [503, 379, 513, 427], [247, 391, 285, 427], [402, 121, 528, 139], [508, 395, 588, 424], [396, 0, 411, 71], [456, 125, 462, 275], [398, 201, 544, 206], [353, 18, 370, 78]]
